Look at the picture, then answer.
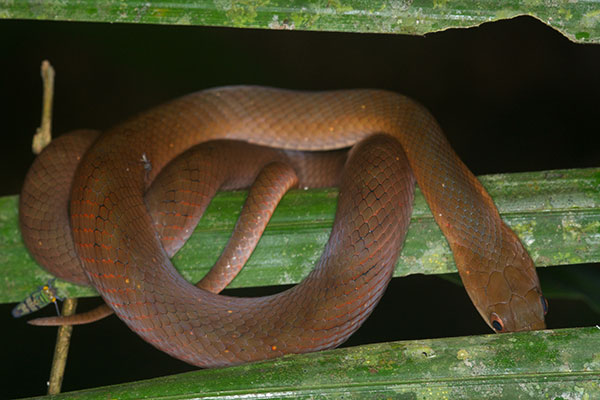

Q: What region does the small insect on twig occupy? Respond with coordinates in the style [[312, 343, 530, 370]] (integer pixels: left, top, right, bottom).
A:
[[12, 279, 63, 318]]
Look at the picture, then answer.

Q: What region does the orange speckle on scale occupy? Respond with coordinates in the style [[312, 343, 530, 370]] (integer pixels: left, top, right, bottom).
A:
[[271, 345, 277, 351], [125, 278, 130, 284], [227, 310, 233, 314]]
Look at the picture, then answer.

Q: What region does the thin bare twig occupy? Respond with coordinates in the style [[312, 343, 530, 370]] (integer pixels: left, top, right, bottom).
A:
[[32, 60, 55, 154], [30, 59, 78, 395], [47, 298, 78, 395]]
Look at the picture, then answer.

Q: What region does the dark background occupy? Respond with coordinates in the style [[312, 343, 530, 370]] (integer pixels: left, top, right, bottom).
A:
[[1, 16, 599, 399]]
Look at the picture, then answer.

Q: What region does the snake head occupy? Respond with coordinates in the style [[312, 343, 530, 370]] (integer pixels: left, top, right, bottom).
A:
[[453, 230, 548, 333], [483, 266, 548, 333]]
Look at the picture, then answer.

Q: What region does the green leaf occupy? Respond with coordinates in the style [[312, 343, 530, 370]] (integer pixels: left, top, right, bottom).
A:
[[21, 327, 600, 399], [1, 167, 599, 304], [0, 0, 599, 43]]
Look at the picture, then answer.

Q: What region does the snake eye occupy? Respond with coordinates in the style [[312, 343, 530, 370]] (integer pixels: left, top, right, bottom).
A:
[[490, 313, 504, 332], [541, 295, 549, 315]]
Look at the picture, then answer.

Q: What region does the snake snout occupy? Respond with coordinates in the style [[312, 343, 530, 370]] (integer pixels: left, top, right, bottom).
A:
[[488, 288, 547, 333]]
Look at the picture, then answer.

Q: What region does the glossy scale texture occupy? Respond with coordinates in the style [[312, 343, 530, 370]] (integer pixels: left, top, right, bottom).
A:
[[19, 87, 545, 367]]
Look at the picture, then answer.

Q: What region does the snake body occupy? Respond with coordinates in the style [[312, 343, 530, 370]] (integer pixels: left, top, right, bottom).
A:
[[20, 87, 546, 367]]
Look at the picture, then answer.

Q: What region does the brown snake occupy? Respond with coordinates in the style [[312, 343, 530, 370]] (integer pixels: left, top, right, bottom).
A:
[[19, 86, 547, 368]]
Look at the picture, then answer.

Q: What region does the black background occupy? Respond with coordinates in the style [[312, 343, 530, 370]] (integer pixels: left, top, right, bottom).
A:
[[1, 16, 599, 399]]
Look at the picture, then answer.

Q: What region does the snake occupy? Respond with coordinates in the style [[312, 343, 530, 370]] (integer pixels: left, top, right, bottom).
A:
[[19, 86, 547, 368]]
